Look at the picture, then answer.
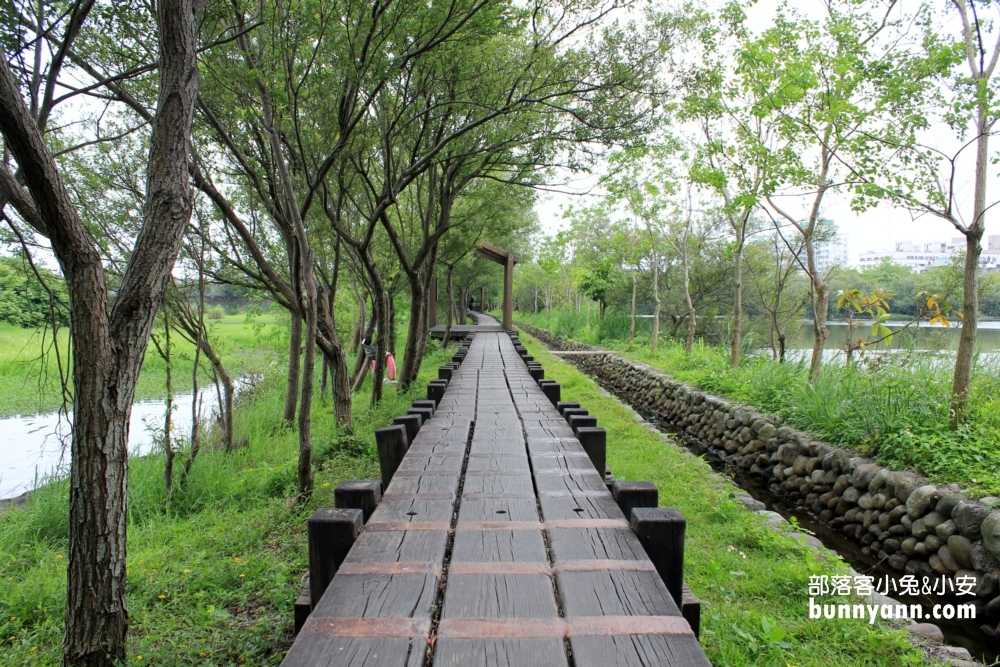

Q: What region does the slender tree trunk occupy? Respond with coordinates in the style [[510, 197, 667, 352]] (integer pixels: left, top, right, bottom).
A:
[[387, 292, 396, 356], [443, 268, 454, 346], [399, 281, 425, 388], [628, 272, 636, 345], [161, 316, 174, 506], [196, 336, 234, 451], [651, 251, 661, 353], [805, 237, 829, 382], [297, 249, 318, 496], [951, 114, 988, 425], [730, 233, 744, 367], [682, 249, 695, 357], [283, 311, 302, 424]]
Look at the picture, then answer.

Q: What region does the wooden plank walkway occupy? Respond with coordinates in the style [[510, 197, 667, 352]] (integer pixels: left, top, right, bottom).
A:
[[283, 331, 710, 667]]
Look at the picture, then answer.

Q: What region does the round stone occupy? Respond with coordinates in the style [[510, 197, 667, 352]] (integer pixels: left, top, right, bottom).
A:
[[923, 511, 946, 530], [907, 623, 943, 642], [955, 502, 990, 541], [981, 511, 1000, 559], [948, 535, 974, 569], [935, 519, 958, 541], [906, 485, 938, 519], [938, 546, 960, 572]]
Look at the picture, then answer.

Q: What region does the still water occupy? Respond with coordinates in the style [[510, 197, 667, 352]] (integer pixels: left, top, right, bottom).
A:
[[787, 319, 1000, 352], [0, 386, 230, 500]]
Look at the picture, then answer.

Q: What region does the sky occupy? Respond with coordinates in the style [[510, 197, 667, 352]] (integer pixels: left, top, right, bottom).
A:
[[532, 0, 999, 268]]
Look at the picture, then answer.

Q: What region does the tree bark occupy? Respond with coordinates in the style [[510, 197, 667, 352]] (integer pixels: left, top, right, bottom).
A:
[[951, 110, 989, 426], [283, 311, 302, 425], [651, 250, 661, 353], [0, 1, 200, 663], [443, 267, 454, 346], [730, 232, 744, 367], [628, 272, 636, 345]]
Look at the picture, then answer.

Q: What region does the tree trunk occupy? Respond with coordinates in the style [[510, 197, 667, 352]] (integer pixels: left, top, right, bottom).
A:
[[297, 249, 318, 497], [651, 251, 661, 353], [387, 291, 396, 356], [730, 234, 744, 367], [283, 311, 302, 425], [805, 237, 829, 382], [628, 272, 636, 345], [682, 248, 695, 357], [398, 281, 425, 388], [951, 111, 989, 425], [443, 268, 454, 346], [195, 335, 234, 451], [0, 2, 205, 664], [160, 316, 174, 506]]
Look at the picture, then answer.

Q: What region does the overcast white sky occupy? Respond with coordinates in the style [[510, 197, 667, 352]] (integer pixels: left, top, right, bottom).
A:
[[533, 0, 997, 266]]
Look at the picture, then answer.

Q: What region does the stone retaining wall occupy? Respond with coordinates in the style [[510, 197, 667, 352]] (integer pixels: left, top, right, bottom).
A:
[[519, 321, 1000, 614]]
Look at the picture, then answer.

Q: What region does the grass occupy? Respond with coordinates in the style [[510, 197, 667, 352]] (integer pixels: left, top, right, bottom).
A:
[[518, 308, 1000, 498], [518, 332, 931, 666], [0, 313, 283, 419], [0, 321, 451, 666]]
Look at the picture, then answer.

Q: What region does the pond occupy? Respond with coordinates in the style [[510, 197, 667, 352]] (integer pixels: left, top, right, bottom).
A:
[[787, 319, 1000, 352], [0, 381, 248, 500]]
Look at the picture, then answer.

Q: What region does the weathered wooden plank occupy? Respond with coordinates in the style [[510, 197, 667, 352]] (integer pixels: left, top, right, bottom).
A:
[[450, 529, 547, 563], [310, 572, 439, 619], [555, 569, 680, 617], [344, 530, 449, 564], [457, 497, 540, 522], [281, 636, 426, 667], [538, 494, 623, 521], [433, 638, 568, 667], [569, 635, 711, 667], [547, 527, 648, 562], [367, 498, 455, 523], [441, 574, 559, 619]]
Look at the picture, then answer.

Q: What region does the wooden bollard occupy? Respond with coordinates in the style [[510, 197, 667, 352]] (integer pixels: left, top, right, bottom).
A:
[[408, 406, 433, 423], [427, 383, 445, 406], [412, 400, 436, 415], [568, 414, 597, 433], [682, 582, 701, 638], [308, 508, 363, 609], [294, 588, 311, 635], [375, 425, 409, 490], [522, 354, 534, 362], [612, 480, 658, 522], [631, 507, 686, 608], [334, 479, 382, 523], [529, 367, 544, 382], [605, 470, 617, 493], [563, 407, 588, 422], [576, 426, 606, 478], [451, 354, 464, 364], [540, 381, 560, 406], [438, 366, 453, 381], [393, 414, 422, 444], [557, 401, 580, 416]]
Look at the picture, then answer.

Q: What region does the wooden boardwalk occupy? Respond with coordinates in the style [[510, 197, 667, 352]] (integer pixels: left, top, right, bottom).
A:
[[284, 331, 710, 666]]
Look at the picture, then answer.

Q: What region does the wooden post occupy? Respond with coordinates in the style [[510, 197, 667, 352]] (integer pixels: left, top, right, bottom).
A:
[[412, 400, 436, 415], [540, 381, 560, 406], [612, 480, 658, 523], [682, 582, 701, 638], [575, 426, 606, 476], [393, 414, 422, 444], [334, 480, 383, 523], [408, 406, 434, 423], [375, 425, 409, 491], [438, 366, 453, 381], [427, 382, 446, 406], [503, 252, 514, 330], [479, 286, 485, 312], [557, 401, 580, 416], [429, 276, 438, 326], [308, 508, 363, 609], [631, 507, 686, 607]]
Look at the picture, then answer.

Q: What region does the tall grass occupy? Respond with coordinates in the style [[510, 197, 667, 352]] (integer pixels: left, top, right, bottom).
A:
[[0, 330, 452, 665], [520, 308, 1000, 496]]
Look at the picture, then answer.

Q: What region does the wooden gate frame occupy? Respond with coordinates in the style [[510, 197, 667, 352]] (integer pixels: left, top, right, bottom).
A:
[[474, 242, 517, 329]]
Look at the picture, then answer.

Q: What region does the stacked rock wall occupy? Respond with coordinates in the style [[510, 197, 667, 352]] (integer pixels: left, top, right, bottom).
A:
[[519, 322, 1000, 608]]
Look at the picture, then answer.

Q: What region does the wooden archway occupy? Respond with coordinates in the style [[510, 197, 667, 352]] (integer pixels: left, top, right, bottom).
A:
[[474, 242, 517, 329]]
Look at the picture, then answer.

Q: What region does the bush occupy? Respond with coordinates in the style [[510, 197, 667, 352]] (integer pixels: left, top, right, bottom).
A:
[[207, 305, 226, 320]]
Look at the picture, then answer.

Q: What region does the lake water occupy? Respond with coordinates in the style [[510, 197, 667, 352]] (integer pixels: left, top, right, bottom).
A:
[[787, 319, 1000, 352], [0, 386, 229, 500]]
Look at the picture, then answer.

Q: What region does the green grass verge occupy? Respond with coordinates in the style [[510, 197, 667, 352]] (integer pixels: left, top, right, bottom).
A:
[[0, 313, 284, 418], [0, 338, 451, 666], [519, 332, 929, 667], [516, 309, 1000, 498]]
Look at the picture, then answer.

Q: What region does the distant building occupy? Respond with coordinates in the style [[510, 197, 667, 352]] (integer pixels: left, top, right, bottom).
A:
[[799, 219, 848, 274], [858, 238, 1000, 273]]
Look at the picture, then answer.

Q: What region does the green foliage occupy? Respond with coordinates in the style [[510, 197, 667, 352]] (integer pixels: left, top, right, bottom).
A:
[[521, 309, 1000, 497], [0, 334, 451, 665], [516, 333, 927, 666], [0, 256, 66, 329]]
